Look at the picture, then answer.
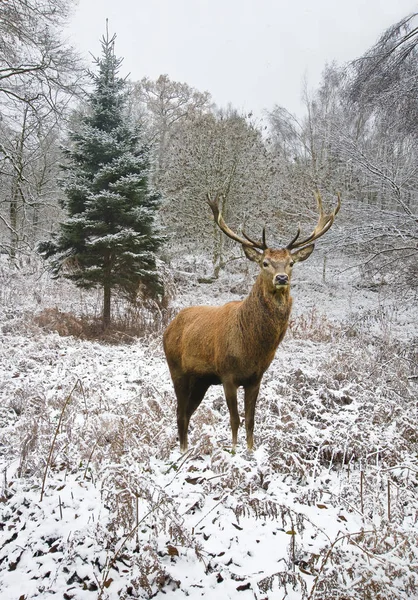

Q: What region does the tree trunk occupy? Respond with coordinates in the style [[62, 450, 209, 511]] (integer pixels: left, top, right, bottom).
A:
[[9, 106, 28, 258], [32, 204, 39, 247], [212, 226, 224, 279], [103, 282, 111, 330], [212, 194, 228, 278], [156, 124, 167, 188], [9, 186, 18, 259], [103, 252, 112, 329]]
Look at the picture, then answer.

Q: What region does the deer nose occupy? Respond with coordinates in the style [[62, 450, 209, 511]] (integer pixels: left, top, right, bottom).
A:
[[274, 273, 289, 286]]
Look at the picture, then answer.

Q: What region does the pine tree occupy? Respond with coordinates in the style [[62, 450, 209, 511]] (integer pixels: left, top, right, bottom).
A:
[[39, 29, 164, 329]]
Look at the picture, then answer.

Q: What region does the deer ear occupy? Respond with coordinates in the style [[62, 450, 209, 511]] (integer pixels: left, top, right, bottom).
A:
[[291, 244, 315, 263], [243, 245, 263, 263]]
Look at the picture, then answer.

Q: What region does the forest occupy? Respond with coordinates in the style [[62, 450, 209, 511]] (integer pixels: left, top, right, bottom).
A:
[[0, 2, 417, 599]]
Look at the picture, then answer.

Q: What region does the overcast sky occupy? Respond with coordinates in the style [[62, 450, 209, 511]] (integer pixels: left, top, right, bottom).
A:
[[66, 0, 417, 118]]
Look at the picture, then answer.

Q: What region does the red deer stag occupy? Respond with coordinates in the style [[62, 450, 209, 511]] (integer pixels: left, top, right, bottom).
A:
[[163, 192, 340, 452]]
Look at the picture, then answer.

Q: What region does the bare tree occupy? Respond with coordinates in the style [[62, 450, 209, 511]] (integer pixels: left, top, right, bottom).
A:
[[0, 0, 82, 112], [267, 17, 418, 289], [0, 0, 83, 257], [348, 13, 418, 136], [266, 65, 347, 243], [132, 75, 212, 186], [162, 108, 280, 276], [0, 106, 64, 256], [339, 15, 418, 287]]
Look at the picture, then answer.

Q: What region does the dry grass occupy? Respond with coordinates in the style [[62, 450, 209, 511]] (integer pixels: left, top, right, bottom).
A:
[[288, 307, 341, 342], [33, 304, 176, 343]]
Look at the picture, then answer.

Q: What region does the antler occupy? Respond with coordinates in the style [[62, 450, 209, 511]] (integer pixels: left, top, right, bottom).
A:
[[206, 193, 267, 250], [286, 191, 341, 250]]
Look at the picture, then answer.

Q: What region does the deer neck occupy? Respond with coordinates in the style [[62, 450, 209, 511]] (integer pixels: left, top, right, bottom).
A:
[[238, 274, 293, 348]]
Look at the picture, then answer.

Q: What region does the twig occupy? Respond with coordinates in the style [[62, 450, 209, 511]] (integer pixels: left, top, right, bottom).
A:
[[97, 496, 167, 599], [83, 434, 104, 481], [192, 492, 229, 533], [387, 479, 391, 522], [40, 379, 81, 502], [308, 529, 375, 599], [164, 448, 194, 487]]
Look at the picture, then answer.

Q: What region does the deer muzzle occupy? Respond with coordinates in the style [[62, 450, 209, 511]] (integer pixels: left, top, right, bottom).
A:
[[274, 273, 289, 287]]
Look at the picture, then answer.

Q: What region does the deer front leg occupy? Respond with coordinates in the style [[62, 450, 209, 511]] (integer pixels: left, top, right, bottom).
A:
[[223, 379, 240, 449], [244, 381, 260, 450]]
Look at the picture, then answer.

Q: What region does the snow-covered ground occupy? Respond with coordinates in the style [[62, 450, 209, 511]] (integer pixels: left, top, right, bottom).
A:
[[0, 254, 417, 599]]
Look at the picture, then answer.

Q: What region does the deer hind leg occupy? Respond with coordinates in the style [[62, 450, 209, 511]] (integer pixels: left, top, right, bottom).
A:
[[174, 375, 210, 452], [244, 381, 261, 450], [223, 379, 240, 449]]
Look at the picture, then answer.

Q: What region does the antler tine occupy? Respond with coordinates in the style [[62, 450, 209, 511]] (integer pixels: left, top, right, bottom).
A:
[[207, 193, 266, 250], [287, 192, 341, 250], [285, 224, 301, 250], [262, 226, 267, 250], [242, 227, 268, 250]]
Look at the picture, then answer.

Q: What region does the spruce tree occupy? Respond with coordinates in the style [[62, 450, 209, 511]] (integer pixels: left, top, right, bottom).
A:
[[39, 30, 164, 329]]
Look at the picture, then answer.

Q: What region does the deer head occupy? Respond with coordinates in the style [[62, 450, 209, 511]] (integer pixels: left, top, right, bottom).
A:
[[207, 191, 341, 292]]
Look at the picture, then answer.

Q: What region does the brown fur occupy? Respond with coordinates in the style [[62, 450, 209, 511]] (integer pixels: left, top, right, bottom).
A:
[[163, 246, 313, 451]]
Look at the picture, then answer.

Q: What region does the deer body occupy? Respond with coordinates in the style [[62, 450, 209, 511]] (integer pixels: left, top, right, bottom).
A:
[[167, 284, 291, 376], [164, 194, 340, 452]]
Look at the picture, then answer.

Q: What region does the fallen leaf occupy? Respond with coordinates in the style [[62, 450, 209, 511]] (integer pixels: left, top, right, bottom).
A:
[[299, 565, 314, 575], [185, 477, 203, 485], [167, 545, 179, 557]]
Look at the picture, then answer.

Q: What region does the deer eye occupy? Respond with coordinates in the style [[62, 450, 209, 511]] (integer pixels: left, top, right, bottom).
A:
[[262, 260, 269, 268], [289, 260, 295, 267]]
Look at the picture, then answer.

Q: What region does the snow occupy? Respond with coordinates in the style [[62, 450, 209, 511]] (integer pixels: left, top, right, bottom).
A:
[[0, 253, 417, 599]]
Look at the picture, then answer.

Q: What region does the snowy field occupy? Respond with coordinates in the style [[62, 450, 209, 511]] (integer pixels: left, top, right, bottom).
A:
[[0, 253, 417, 599]]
